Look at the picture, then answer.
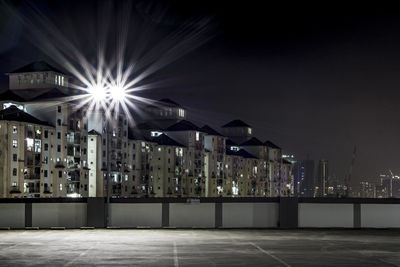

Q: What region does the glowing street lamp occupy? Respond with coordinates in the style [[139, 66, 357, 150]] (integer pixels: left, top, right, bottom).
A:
[[88, 84, 127, 227]]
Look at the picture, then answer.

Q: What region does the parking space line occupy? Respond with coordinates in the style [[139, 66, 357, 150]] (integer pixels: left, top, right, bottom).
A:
[[173, 241, 179, 267], [249, 242, 291, 267]]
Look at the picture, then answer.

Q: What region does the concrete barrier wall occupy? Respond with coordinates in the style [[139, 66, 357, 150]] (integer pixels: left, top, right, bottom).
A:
[[0, 203, 25, 228], [361, 204, 400, 228], [222, 203, 279, 228], [169, 203, 215, 228], [299, 203, 353, 228], [110, 203, 162, 228], [2, 199, 400, 229], [32, 203, 87, 228]]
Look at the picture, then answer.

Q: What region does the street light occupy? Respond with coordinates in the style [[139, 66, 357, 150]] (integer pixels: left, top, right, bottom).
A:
[[88, 84, 127, 227]]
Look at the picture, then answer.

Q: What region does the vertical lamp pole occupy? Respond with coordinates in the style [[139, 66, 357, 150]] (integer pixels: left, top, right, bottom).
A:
[[106, 119, 111, 227]]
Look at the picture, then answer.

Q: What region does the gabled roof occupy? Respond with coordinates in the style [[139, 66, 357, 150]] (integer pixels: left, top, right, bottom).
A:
[[225, 148, 256, 159], [225, 139, 238, 147], [152, 134, 184, 147], [9, 61, 65, 74], [134, 122, 162, 131], [264, 140, 281, 149], [0, 90, 26, 102], [128, 128, 147, 141], [88, 129, 101, 136], [222, 119, 251, 128], [236, 149, 257, 159], [166, 120, 200, 131], [29, 88, 69, 101], [240, 137, 263, 146], [201, 125, 223, 136], [0, 105, 50, 126]]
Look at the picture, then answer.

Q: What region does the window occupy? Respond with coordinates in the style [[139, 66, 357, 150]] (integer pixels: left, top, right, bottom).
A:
[[57, 132, 61, 139], [44, 130, 48, 138], [61, 76, 64, 86], [248, 128, 252, 135], [44, 170, 48, 177], [12, 139, 17, 148], [44, 143, 48, 151], [84, 184, 88, 191], [43, 156, 48, 164], [12, 126, 17, 133], [59, 171, 62, 178], [58, 106, 61, 113], [178, 108, 185, 117], [13, 154, 17, 161], [12, 168, 17, 176], [57, 119, 61, 126], [59, 184, 62, 191], [57, 145, 61, 152], [196, 132, 200, 141]]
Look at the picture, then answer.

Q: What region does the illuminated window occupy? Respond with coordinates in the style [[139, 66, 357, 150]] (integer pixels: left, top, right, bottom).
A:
[[178, 108, 185, 117], [196, 132, 200, 141], [12, 126, 17, 133], [59, 184, 62, 191], [12, 139, 18, 148], [61, 76, 64, 86], [248, 128, 252, 134], [151, 131, 162, 137], [34, 140, 41, 153]]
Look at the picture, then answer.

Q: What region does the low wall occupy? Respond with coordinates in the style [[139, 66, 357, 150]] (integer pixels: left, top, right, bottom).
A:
[[0, 203, 25, 228], [110, 203, 162, 228], [170, 203, 215, 228], [1, 198, 400, 229], [32, 203, 87, 228], [298, 203, 353, 228], [361, 204, 400, 228], [223, 203, 278, 228]]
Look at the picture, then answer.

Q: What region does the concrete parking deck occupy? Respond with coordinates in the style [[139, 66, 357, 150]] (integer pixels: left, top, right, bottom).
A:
[[0, 229, 400, 266]]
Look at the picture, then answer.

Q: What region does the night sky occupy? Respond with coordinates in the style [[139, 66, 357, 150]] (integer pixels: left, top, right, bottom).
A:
[[1, 1, 400, 187]]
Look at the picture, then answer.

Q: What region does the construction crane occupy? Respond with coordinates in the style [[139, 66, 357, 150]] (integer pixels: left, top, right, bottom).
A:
[[344, 146, 357, 197]]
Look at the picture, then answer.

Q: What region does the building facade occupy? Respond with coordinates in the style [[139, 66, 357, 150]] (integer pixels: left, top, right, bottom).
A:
[[0, 61, 294, 198]]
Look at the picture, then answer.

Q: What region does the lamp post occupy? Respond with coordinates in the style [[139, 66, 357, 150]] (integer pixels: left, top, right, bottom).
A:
[[88, 84, 127, 227]]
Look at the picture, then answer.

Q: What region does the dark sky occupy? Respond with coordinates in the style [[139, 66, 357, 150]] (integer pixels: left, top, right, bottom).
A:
[[1, 1, 400, 186]]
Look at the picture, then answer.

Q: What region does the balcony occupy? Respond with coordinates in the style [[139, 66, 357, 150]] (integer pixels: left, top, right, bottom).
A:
[[24, 174, 40, 180]]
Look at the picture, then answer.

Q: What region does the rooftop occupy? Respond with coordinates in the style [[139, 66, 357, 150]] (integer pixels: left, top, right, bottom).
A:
[[0, 90, 26, 102], [29, 88, 70, 102], [222, 119, 251, 128], [0, 105, 50, 126], [264, 140, 281, 149], [226, 148, 257, 159], [151, 134, 184, 147], [166, 120, 200, 132], [88, 129, 101, 136], [201, 125, 223, 136], [9, 61, 65, 74], [240, 137, 264, 146]]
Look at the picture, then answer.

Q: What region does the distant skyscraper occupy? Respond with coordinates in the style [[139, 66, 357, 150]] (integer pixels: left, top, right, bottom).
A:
[[299, 159, 315, 197], [317, 160, 328, 197]]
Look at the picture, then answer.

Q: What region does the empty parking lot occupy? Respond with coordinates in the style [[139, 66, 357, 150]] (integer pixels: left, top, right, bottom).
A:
[[1, 229, 400, 266]]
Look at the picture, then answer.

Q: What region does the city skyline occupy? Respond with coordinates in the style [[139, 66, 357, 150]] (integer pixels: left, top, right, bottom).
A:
[[1, 1, 400, 185]]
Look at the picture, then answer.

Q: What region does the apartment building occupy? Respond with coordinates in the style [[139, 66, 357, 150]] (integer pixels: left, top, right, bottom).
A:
[[0, 106, 56, 197], [0, 61, 294, 198]]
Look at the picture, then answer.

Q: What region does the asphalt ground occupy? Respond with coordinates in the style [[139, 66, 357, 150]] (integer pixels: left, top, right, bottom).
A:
[[0, 229, 400, 266]]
